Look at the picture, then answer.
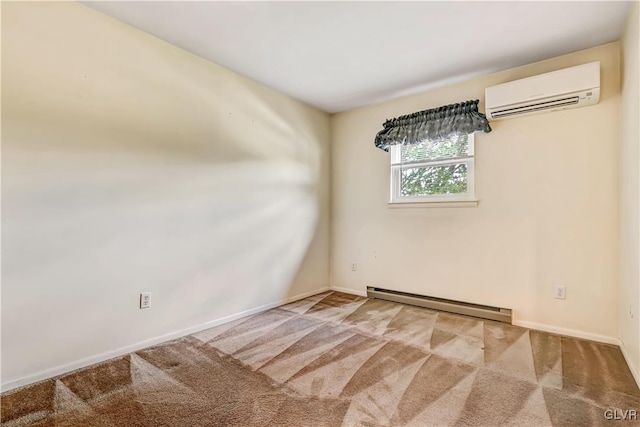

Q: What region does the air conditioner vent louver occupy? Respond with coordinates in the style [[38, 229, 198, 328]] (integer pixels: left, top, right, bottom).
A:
[[491, 96, 579, 119], [485, 62, 600, 121]]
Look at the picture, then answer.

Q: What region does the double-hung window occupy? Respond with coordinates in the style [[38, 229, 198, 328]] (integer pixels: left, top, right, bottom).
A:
[[390, 133, 475, 203]]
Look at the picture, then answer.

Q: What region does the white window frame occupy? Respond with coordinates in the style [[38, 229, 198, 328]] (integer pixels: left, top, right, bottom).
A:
[[389, 134, 475, 204]]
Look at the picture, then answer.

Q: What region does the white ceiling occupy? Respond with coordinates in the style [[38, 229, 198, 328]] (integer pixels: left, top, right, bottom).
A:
[[85, 1, 632, 113]]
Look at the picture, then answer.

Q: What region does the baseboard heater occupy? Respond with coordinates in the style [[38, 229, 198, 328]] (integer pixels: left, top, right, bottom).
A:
[[367, 287, 512, 324]]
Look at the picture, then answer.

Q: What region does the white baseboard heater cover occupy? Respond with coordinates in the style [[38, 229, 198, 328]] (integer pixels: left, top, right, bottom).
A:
[[367, 287, 512, 324]]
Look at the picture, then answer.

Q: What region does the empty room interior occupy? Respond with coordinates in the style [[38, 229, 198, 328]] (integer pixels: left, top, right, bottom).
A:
[[2, 1, 640, 426]]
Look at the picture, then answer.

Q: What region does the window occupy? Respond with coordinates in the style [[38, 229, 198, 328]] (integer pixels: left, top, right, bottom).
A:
[[390, 133, 475, 203]]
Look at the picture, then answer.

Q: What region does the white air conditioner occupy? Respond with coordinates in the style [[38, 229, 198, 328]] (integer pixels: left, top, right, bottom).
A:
[[485, 61, 600, 121]]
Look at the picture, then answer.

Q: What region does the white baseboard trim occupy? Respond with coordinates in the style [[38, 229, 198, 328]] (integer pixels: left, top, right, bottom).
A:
[[1, 286, 330, 393], [7, 287, 637, 392], [513, 320, 620, 346], [619, 338, 640, 388], [330, 285, 367, 297], [351, 289, 621, 346], [338, 284, 621, 347]]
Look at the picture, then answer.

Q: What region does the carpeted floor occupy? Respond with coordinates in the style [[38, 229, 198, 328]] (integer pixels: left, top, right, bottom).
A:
[[2, 291, 640, 426]]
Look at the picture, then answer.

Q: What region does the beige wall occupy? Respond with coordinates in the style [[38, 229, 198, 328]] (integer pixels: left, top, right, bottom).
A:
[[331, 43, 621, 340], [620, 2, 640, 380], [1, 2, 330, 388]]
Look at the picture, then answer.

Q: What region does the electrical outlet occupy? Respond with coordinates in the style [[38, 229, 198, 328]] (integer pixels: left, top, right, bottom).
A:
[[140, 292, 151, 309], [351, 262, 357, 271], [554, 285, 566, 300]]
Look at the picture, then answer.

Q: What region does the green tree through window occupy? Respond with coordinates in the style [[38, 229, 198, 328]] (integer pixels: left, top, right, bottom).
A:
[[401, 164, 467, 196], [390, 134, 474, 202]]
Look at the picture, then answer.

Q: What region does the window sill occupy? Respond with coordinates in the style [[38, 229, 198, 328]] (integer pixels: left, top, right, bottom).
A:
[[388, 200, 479, 208]]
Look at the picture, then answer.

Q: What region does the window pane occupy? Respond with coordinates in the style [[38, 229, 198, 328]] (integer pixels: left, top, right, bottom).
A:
[[401, 134, 470, 163], [400, 163, 468, 196]]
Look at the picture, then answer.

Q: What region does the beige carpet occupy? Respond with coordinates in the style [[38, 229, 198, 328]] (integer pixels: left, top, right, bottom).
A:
[[2, 291, 639, 426]]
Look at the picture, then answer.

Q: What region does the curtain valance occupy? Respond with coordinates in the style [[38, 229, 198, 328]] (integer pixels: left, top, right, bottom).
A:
[[374, 100, 492, 152]]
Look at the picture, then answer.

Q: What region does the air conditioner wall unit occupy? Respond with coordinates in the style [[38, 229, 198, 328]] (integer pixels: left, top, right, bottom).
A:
[[485, 61, 600, 121]]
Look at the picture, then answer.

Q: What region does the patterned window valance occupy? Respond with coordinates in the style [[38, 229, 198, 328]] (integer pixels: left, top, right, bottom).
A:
[[374, 100, 492, 152]]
